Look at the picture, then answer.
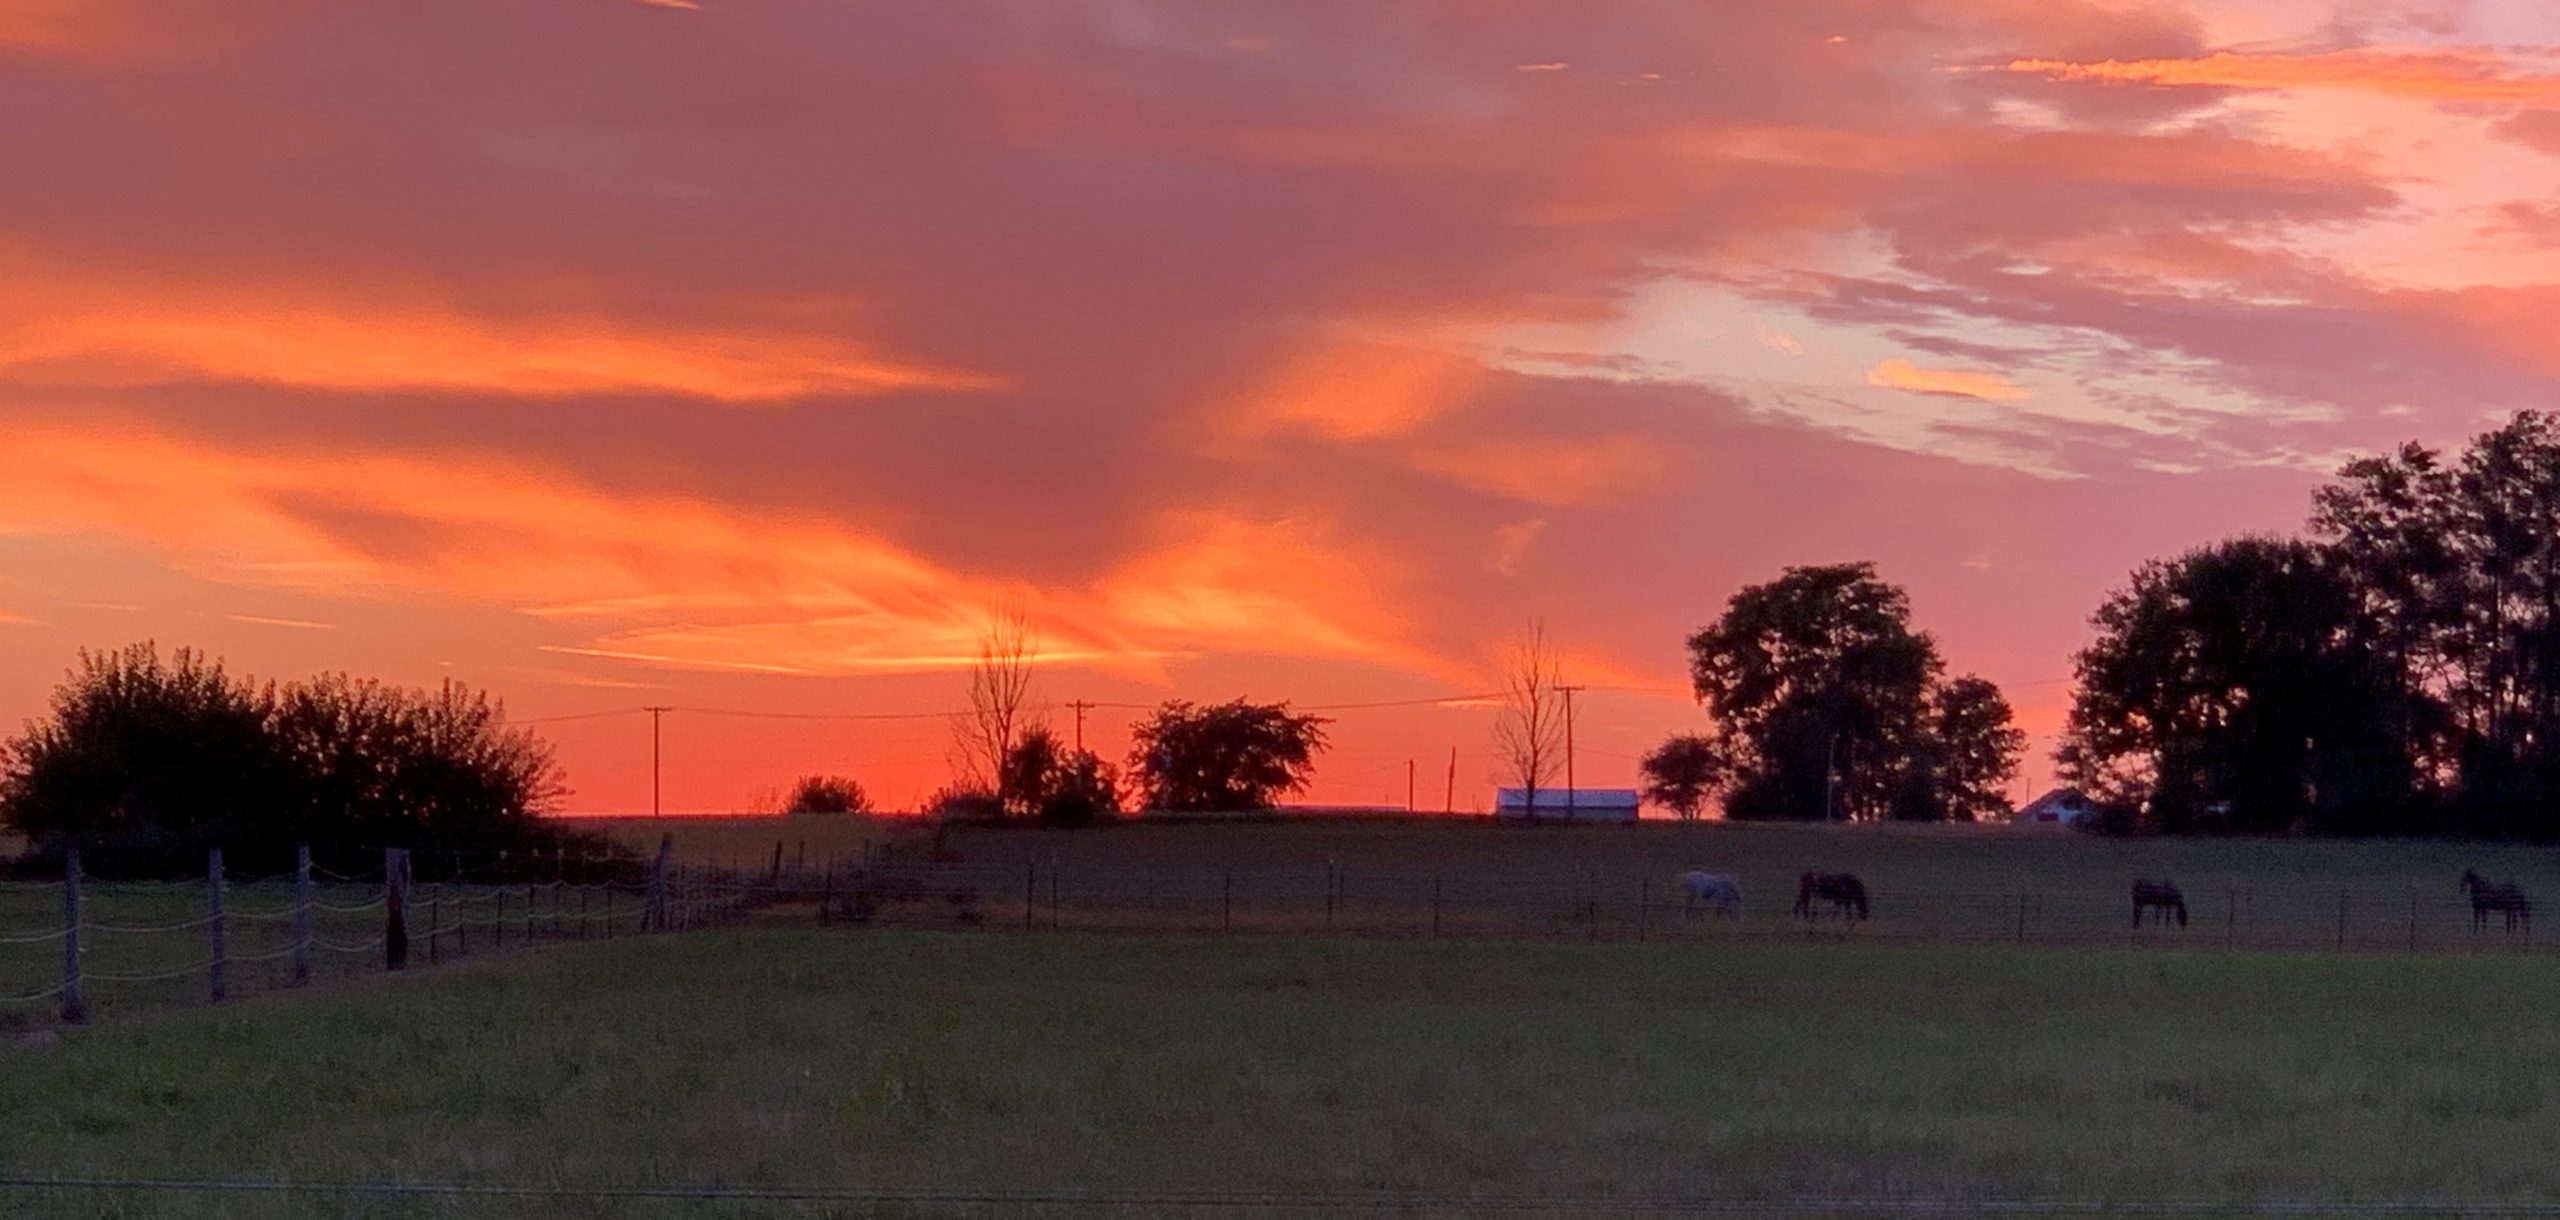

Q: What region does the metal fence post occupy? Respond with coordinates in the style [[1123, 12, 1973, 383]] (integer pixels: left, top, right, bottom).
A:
[[60, 846, 85, 1025], [385, 848, 410, 971], [1024, 857, 1037, 931], [429, 885, 442, 965], [642, 834, 672, 933], [1222, 869, 1234, 934], [1431, 877, 1443, 939], [291, 845, 313, 987], [2015, 892, 2027, 945], [1637, 878, 1650, 942], [2336, 886, 2347, 950], [207, 848, 228, 1003]]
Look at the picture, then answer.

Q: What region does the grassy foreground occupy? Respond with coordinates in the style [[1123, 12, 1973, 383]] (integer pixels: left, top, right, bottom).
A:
[[5, 929, 2560, 1217]]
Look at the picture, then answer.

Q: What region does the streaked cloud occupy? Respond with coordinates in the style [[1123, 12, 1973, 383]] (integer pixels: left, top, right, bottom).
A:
[[1866, 359, 2034, 403], [1997, 49, 2560, 105]]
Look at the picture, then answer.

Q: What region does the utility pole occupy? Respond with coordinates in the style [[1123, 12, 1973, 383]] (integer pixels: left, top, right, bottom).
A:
[[1559, 685, 1585, 820], [1445, 747, 1457, 814], [1066, 700, 1095, 755], [645, 706, 673, 819], [1407, 760, 1416, 813]]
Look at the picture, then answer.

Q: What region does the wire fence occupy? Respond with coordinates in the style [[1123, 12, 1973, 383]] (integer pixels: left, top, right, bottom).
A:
[[775, 856, 2560, 958], [10, 837, 2556, 1036], [0, 840, 743, 1035]]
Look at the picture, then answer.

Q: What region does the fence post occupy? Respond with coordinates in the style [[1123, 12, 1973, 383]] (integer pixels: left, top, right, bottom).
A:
[[1431, 877, 1443, 939], [604, 880, 615, 940], [292, 844, 313, 987], [1223, 869, 1234, 934], [60, 846, 85, 1025], [770, 840, 784, 883], [385, 848, 410, 971], [2336, 886, 2348, 950], [2407, 889, 2419, 953], [580, 881, 591, 939], [1326, 859, 1338, 932], [1637, 879, 1650, 942], [643, 834, 672, 933], [429, 885, 442, 965], [207, 848, 228, 1003], [2015, 892, 2027, 945], [2226, 888, 2236, 950], [495, 887, 506, 948], [1024, 857, 1037, 931], [524, 881, 535, 942]]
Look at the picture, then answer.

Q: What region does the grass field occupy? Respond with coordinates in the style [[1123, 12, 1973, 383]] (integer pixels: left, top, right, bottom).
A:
[[4, 928, 2560, 1218]]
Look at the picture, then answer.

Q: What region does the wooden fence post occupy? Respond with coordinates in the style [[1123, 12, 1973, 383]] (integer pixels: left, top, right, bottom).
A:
[[429, 886, 442, 965], [1431, 877, 1443, 939], [2015, 892, 2028, 945], [292, 844, 313, 987], [1024, 857, 1037, 931], [1222, 868, 1233, 934], [60, 846, 85, 1025], [2336, 887, 2348, 950], [1049, 857, 1062, 930], [385, 848, 410, 971], [770, 840, 784, 883], [643, 834, 672, 933], [207, 848, 228, 1003], [1637, 879, 1649, 942]]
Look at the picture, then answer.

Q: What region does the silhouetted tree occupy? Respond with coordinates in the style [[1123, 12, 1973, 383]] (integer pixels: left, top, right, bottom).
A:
[[1689, 564, 1938, 820], [1638, 734, 1724, 821], [2059, 538, 2394, 833], [999, 727, 1121, 826], [1492, 620, 1568, 817], [1924, 676, 2026, 822], [2, 644, 569, 876], [951, 608, 1041, 810], [782, 775, 873, 816], [1128, 699, 1329, 812]]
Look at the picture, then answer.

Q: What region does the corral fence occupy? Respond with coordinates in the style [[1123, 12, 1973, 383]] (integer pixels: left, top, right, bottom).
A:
[[783, 853, 2560, 958], [11, 839, 2556, 1033], [0, 836, 765, 1033]]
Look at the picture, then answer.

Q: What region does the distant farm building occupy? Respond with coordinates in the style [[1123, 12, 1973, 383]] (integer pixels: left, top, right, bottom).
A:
[[1495, 788, 1640, 823], [2012, 788, 2100, 828]]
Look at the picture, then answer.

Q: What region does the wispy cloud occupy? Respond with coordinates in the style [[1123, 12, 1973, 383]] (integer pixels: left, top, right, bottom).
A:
[[1996, 49, 2560, 106], [1866, 359, 2032, 403], [225, 613, 338, 631]]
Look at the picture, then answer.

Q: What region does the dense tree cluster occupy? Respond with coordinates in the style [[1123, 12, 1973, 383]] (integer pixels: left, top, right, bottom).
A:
[[2064, 412, 2560, 838], [1659, 563, 2024, 822], [1128, 700, 1330, 812], [1, 644, 574, 876]]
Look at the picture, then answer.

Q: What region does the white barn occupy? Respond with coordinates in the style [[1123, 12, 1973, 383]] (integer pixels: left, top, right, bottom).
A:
[[1495, 788, 1641, 823]]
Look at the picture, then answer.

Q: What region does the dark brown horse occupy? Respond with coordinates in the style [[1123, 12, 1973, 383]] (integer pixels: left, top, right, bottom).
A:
[[2462, 869, 2531, 933], [2131, 879, 2187, 928], [1794, 872, 1869, 921]]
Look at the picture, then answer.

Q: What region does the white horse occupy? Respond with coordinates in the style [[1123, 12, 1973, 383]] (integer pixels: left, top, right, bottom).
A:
[[1678, 870, 1744, 919]]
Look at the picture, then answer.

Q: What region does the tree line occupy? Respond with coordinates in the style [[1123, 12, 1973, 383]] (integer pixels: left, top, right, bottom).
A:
[[2057, 411, 2560, 837], [0, 644, 579, 876]]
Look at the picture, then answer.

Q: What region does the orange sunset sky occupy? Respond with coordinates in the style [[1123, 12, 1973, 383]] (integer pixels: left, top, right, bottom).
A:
[[5, 0, 2559, 813]]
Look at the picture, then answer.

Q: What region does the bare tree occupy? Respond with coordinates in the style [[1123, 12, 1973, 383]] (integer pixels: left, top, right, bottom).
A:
[[1493, 620, 1567, 819], [949, 607, 1041, 812]]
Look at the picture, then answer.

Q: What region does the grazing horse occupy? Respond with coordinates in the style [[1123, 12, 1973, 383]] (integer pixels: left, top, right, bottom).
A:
[[1794, 872, 1869, 921], [1678, 870, 1745, 919], [2462, 869, 2532, 934], [2131, 879, 2187, 928]]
